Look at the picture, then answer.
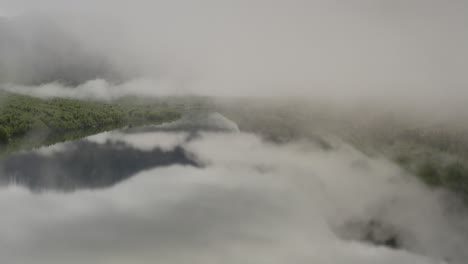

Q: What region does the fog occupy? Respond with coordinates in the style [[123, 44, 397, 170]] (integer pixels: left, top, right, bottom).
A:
[[1, 1, 468, 263], [1, 125, 467, 264], [1, 1, 468, 107]]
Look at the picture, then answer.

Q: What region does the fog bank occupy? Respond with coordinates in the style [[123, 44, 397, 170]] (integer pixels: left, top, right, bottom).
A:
[[0, 0, 467, 109], [1, 129, 468, 263]]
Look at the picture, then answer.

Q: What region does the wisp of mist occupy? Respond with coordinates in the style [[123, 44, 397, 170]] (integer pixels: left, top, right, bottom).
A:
[[1, 1, 468, 263], [1, 125, 468, 263]]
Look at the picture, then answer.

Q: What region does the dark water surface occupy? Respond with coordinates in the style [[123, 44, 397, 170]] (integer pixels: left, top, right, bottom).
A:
[[0, 141, 197, 191], [0, 112, 235, 191]]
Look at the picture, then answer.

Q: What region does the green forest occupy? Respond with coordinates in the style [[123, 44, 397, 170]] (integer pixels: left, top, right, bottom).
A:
[[0, 91, 181, 154], [215, 98, 468, 203]]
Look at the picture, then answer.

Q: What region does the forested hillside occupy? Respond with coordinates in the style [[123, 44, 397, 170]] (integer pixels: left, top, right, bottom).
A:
[[0, 91, 180, 154], [214, 98, 468, 203]]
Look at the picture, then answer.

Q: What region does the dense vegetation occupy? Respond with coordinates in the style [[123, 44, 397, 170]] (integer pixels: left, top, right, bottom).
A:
[[213, 98, 468, 203], [2, 93, 468, 202], [0, 91, 181, 154], [383, 131, 468, 200]]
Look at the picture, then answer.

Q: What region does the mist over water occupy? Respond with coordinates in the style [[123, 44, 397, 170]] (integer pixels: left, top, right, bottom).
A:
[[0, 114, 466, 263], [1, 1, 468, 263]]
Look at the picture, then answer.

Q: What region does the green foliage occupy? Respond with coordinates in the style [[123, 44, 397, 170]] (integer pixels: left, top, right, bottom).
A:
[[213, 99, 468, 203], [0, 91, 181, 154], [401, 158, 468, 202], [442, 162, 468, 195], [417, 162, 442, 187], [0, 125, 9, 144]]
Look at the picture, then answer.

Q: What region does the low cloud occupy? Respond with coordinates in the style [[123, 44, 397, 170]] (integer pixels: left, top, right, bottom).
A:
[[2, 78, 185, 100], [0, 129, 466, 263], [0, 1, 467, 107]]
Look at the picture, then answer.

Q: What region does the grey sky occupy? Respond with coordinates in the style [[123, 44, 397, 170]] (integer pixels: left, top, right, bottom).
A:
[[0, 0, 467, 102]]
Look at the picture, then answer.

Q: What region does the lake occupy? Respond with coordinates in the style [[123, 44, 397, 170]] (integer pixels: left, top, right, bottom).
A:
[[0, 112, 466, 264]]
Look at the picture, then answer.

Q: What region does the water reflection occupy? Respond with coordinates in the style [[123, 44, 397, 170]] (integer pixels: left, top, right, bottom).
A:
[[0, 140, 197, 191], [0, 113, 466, 264], [0, 112, 239, 191]]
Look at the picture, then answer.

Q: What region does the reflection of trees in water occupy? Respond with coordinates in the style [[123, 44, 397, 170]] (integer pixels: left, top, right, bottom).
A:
[[0, 141, 198, 192]]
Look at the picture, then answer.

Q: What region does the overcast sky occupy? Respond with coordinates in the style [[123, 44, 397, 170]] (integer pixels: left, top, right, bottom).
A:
[[0, 0, 467, 103]]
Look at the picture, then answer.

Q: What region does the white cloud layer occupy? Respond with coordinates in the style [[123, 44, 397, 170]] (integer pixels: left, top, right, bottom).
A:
[[0, 130, 466, 263]]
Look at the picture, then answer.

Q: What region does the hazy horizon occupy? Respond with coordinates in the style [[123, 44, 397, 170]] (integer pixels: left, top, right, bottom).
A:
[[0, 1, 467, 102], [1, 1, 468, 263]]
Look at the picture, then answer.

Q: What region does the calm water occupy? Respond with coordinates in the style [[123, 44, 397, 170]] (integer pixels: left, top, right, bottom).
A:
[[0, 113, 466, 264]]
